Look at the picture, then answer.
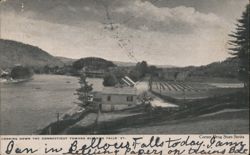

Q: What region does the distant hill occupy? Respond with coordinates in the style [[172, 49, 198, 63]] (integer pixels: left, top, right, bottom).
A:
[[155, 64, 176, 68], [113, 61, 176, 68], [73, 57, 116, 70], [188, 57, 239, 78], [56, 56, 76, 65], [161, 57, 240, 82], [57, 57, 129, 67], [113, 61, 136, 67], [57, 58, 136, 67], [0, 39, 63, 69]]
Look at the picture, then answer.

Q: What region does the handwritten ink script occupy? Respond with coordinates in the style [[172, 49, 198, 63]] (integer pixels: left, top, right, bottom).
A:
[[1, 135, 249, 155]]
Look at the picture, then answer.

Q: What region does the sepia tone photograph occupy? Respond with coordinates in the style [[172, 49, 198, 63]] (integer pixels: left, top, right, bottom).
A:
[[0, 0, 249, 135]]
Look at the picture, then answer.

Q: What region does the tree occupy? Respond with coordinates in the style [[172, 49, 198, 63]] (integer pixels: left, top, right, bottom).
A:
[[148, 65, 158, 76], [135, 61, 148, 78], [76, 74, 93, 105], [103, 72, 118, 86], [228, 4, 249, 89], [10, 66, 33, 79], [43, 65, 51, 74], [128, 69, 141, 82], [148, 65, 158, 91]]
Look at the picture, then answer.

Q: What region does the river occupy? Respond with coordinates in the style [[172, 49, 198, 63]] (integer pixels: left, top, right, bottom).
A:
[[0, 74, 103, 135]]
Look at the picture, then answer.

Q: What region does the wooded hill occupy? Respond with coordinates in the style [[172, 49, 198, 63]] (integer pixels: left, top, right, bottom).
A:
[[0, 39, 63, 69], [72, 57, 116, 70], [160, 57, 240, 81], [188, 57, 239, 79]]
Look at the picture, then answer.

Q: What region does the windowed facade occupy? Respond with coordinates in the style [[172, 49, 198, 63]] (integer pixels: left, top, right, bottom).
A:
[[101, 94, 137, 112], [107, 95, 111, 101], [126, 96, 133, 102]]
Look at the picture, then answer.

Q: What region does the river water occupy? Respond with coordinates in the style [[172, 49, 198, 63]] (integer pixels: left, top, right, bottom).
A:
[[0, 74, 82, 135]]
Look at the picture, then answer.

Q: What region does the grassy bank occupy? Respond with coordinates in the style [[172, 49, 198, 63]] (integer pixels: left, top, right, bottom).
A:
[[58, 90, 248, 134], [38, 109, 93, 135], [38, 88, 248, 135]]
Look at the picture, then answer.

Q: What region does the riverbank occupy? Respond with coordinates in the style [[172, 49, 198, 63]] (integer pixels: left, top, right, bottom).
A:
[[38, 80, 177, 135], [2, 74, 247, 135], [118, 91, 249, 134], [0, 77, 32, 83], [38, 103, 148, 135], [39, 89, 249, 134]]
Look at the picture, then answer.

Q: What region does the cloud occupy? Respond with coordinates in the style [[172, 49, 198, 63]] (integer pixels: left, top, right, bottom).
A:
[[112, 0, 227, 33], [1, 0, 235, 66], [1, 0, 228, 33], [1, 12, 125, 60]]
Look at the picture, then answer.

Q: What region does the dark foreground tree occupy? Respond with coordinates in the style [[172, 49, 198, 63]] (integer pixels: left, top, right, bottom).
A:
[[76, 74, 93, 105], [229, 4, 249, 89]]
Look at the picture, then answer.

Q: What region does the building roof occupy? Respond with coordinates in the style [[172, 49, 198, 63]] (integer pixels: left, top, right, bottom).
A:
[[102, 87, 137, 95], [121, 78, 131, 86], [121, 76, 135, 87], [124, 76, 136, 85]]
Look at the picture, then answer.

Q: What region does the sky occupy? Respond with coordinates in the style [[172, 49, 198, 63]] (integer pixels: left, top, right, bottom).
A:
[[0, 0, 248, 66]]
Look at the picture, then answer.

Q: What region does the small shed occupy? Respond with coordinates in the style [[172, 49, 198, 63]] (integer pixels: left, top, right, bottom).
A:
[[100, 87, 137, 112]]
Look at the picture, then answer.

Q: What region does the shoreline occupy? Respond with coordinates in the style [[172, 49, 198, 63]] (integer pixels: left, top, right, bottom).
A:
[[0, 77, 33, 84], [1, 73, 248, 135], [37, 89, 249, 135]]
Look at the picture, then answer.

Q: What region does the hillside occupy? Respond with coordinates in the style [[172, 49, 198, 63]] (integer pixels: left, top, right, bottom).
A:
[[160, 57, 240, 82], [72, 57, 116, 70], [113, 61, 136, 67], [0, 39, 63, 69], [188, 57, 239, 78], [56, 56, 76, 65], [56, 57, 132, 67]]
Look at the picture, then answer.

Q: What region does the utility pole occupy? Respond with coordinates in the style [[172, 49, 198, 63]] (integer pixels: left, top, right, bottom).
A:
[[56, 112, 60, 122], [183, 81, 186, 101], [149, 75, 152, 91], [160, 83, 162, 95], [93, 103, 101, 134], [183, 88, 186, 101]]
